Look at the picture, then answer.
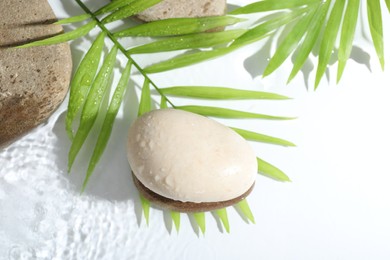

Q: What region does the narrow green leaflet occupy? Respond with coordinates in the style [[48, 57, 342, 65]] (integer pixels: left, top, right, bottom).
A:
[[82, 61, 132, 191], [68, 46, 118, 172], [144, 47, 237, 73], [337, 0, 360, 82], [177, 106, 295, 120], [236, 199, 255, 224], [17, 20, 97, 48], [314, 0, 345, 88], [232, 9, 307, 47], [193, 212, 206, 234], [229, 0, 318, 14], [231, 127, 296, 147], [127, 30, 246, 54], [288, 1, 330, 83], [367, 0, 385, 69], [138, 78, 152, 116], [257, 157, 291, 182], [66, 32, 106, 139], [215, 208, 230, 233], [386, 0, 390, 12], [102, 0, 162, 24], [160, 86, 290, 100], [171, 211, 181, 232], [140, 195, 151, 225], [94, 0, 137, 15], [160, 95, 168, 109], [54, 14, 91, 24], [114, 16, 244, 37], [263, 4, 318, 77]]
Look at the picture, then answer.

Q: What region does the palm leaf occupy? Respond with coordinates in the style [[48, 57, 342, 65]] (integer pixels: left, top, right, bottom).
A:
[[159, 86, 290, 100], [144, 47, 238, 73], [66, 32, 106, 139], [257, 157, 291, 182], [193, 212, 206, 234], [367, 0, 385, 69], [17, 20, 97, 48], [140, 195, 151, 225], [263, 4, 318, 77], [82, 61, 132, 191], [229, 0, 318, 14], [68, 46, 118, 172], [232, 9, 307, 47], [236, 199, 255, 224], [127, 30, 246, 54], [177, 106, 295, 120], [386, 0, 390, 12], [171, 211, 181, 232], [215, 208, 230, 233], [138, 78, 152, 116], [102, 0, 162, 24], [337, 0, 360, 82], [231, 127, 296, 147], [114, 16, 244, 37], [160, 95, 168, 109], [314, 0, 346, 88], [287, 1, 331, 83]]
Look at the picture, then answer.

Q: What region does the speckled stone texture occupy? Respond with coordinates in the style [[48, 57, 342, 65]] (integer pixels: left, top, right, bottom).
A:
[[0, 0, 72, 148], [137, 0, 227, 21]]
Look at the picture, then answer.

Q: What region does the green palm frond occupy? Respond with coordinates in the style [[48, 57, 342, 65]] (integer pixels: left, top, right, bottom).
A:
[[68, 46, 118, 172], [66, 32, 106, 139]]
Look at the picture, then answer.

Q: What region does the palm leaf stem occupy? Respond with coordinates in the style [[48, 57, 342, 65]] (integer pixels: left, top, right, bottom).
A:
[[74, 0, 176, 109]]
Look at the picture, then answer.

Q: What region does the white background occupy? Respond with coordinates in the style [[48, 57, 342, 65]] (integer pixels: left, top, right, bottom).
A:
[[1, 1, 390, 259]]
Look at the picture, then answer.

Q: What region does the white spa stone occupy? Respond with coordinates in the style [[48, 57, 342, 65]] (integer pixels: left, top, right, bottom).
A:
[[127, 109, 257, 203]]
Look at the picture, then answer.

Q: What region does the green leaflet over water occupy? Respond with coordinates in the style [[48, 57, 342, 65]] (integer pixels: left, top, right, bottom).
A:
[[66, 32, 106, 139], [127, 30, 246, 54], [367, 0, 385, 69], [114, 16, 244, 37], [138, 78, 152, 116], [177, 106, 295, 120], [68, 46, 118, 172], [17, 20, 97, 48], [159, 86, 290, 100], [82, 61, 132, 191], [257, 157, 291, 182]]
